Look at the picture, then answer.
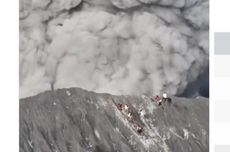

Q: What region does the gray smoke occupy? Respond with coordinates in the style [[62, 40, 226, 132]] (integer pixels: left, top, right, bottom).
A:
[[19, 0, 209, 98]]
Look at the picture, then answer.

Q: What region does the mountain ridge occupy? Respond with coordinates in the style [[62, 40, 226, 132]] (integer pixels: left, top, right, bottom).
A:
[[20, 87, 209, 152]]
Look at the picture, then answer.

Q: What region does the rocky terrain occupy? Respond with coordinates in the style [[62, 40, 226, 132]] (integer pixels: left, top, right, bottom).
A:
[[20, 87, 209, 152]]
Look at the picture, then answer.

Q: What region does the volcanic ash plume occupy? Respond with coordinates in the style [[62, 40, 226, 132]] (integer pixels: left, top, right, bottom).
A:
[[19, 0, 209, 98]]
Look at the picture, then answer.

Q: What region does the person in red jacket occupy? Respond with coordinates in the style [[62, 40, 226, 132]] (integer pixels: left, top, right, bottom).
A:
[[155, 95, 162, 105], [116, 103, 123, 111], [155, 95, 161, 101]]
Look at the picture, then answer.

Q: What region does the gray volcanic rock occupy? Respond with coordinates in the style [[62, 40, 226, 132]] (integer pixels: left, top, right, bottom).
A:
[[20, 87, 209, 152]]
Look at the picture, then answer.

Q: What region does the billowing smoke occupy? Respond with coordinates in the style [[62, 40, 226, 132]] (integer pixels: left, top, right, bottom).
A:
[[19, 0, 209, 98]]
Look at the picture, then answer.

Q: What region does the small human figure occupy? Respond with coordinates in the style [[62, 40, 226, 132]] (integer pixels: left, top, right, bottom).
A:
[[127, 112, 133, 121], [157, 99, 162, 106], [137, 126, 143, 134], [155, 95, 161, 101], [162, 93, 172, 103], [153, 95, 162, 105], [162, 93, 168, 99], [139, 108, 145, 117], [134, 124, 144, 134], [124, 104, 129, 112], [117, 103, 123, 111], [151, 95, 161, 103]]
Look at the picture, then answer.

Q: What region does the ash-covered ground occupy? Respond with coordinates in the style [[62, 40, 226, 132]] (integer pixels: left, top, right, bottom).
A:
[[20, 88, 208, 152]]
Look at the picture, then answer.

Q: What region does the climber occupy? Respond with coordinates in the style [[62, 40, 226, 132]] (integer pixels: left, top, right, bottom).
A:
[[116, 103, 123, 111], [162, 93, 172, 103], [137, 126, 144, 134], [157, 98, 162, 106], [155, 95, 162, 105], [127, 112, 133, 121], [162, 93, 167, 99], [150, 95, 160, 102], [150, 95, 162, 105], [139, 108, 145, 117], [124, 104, 129, 112], [134, 124, 144, 134], [161, 93, 167, 103], [155, 95, 161, 101]]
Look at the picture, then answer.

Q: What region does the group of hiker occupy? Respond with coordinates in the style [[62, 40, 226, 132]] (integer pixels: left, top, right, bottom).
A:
[[116, 102, 144, 134], [150, 93, 172, 106], [116, 93, 172, 134]]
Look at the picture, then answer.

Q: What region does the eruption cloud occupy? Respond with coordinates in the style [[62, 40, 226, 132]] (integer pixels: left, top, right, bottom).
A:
[[19, 0, 209, 98]]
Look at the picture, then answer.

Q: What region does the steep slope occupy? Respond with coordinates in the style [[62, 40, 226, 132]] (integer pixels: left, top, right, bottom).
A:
[[20, 87, 209, 152]]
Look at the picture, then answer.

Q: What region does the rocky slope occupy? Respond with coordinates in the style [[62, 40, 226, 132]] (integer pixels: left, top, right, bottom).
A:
[[20, 87, 209, 152]]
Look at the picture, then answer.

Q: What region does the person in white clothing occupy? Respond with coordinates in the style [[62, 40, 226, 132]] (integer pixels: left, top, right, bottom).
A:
[[127, 112, 133, 121], [124, 104, 129, 112], [163, 93, 167, 99]]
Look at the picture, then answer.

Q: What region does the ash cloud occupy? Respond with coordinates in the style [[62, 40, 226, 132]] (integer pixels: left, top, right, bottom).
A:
[[19, 0, 209, 98]]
